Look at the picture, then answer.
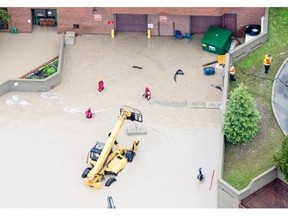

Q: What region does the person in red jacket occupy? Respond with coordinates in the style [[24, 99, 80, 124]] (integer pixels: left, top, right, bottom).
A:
[[85, 108, 93, 119], [98, 80, 104, 92], [142, 87, 151, 100]]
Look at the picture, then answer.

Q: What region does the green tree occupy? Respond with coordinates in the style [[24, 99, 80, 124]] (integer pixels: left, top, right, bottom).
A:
[[0, 9, 11, 26], [224, 83, 260, 145], [274, 137, 288, 181]]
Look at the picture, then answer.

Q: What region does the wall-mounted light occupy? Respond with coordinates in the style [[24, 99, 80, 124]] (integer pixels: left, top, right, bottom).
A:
[[92, 7, 98, 14]]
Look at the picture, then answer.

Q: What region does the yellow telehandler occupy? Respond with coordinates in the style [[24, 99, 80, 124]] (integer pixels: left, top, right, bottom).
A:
[[81, 105, 143, 189]]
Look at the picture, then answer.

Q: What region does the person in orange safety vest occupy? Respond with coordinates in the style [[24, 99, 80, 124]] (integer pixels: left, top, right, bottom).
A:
[[263, 54, 273, 74], [229, 64, 236, 82]]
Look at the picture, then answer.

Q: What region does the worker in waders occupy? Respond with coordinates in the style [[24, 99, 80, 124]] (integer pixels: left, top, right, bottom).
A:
[[85, 108, 93, 119], [197, 168, 205, 182], [229, 64, 236, 82], [98, 80, 104, 92], [142, 87, 151, 100]]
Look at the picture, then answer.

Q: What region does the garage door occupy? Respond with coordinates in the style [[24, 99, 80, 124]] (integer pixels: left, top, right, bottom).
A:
[[191, 16, 222, 34], [116, 14, 147, 32]]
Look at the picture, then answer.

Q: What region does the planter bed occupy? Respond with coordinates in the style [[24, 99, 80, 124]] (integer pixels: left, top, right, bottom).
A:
[[20, 56, 59, 79]]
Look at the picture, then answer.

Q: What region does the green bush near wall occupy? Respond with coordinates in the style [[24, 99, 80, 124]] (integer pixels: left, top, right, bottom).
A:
[[224, 83, 260, 145], [274, 137, 288, 181]]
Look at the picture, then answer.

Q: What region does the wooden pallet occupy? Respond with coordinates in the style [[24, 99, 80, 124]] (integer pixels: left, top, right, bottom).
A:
[[39, 18, 55, 27]]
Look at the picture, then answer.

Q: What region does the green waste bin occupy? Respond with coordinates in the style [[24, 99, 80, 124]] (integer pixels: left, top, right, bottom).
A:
[[202, 26, 232, 55]]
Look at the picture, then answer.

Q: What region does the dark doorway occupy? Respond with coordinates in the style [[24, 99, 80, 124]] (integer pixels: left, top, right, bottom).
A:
[[32, 9, 57, 27]]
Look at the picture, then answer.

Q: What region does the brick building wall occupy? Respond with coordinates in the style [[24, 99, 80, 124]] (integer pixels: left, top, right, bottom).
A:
[[147, 15, 160, 36], [57, 7, 114, 34], [147, 15, 190, 36], [228, 7, 265, 37], [106, 7, 226, 16], [1, 7, 265, 37], [7, 8, 32, 33], [145, 7, 264, 37]]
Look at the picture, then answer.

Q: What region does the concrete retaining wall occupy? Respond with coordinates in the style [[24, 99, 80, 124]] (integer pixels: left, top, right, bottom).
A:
[[237, 167, 278, 201], [277, 170, 288, 184], [218, 167, 278, 208], [0, 80, 11, 97], [217, 8, 282, 208], [9, 72, 61, 92], [229, 9, 268, 62], [0, 33, 65, 96], [231, 33, 268, 62]]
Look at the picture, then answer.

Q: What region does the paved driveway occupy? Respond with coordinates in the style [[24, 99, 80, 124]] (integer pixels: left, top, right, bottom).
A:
[[0, 30, 223, 208], [272, 58, 288, 135]]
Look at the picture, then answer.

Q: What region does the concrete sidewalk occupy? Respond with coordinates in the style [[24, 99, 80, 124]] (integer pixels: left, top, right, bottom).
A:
[[272, 58, 288, 135]]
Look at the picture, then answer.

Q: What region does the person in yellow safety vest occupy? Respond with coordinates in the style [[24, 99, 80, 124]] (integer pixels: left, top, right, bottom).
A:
[[229, 63, 236, 82], [263, 54, 273, 74]]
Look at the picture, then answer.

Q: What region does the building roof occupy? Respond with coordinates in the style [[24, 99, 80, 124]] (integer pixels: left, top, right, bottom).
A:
[[240, 178, 288, 208]]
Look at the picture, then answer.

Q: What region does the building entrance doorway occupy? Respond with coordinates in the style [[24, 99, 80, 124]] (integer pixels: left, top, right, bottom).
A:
[[32, 9, 57, 27]]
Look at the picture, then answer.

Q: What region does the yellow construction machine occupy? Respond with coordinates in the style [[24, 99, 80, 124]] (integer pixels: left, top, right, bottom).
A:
[[81, 105, 143, 189]]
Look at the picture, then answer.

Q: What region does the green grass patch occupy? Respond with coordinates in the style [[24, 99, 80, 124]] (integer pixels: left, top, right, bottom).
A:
[[223, 8, 288, 190], [224, 123, 284, 190]]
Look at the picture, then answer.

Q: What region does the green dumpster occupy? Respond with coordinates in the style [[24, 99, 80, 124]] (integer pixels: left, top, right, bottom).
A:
[[201, 26, 232, 55]]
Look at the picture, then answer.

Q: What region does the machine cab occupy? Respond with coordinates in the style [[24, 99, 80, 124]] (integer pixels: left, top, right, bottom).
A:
[[88, 141, 105, 162]]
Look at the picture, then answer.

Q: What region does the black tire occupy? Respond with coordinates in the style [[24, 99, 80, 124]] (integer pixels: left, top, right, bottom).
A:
[[126, 151, 136, 162], [81, 167, 92, 178], [105, 177, 117, 187]]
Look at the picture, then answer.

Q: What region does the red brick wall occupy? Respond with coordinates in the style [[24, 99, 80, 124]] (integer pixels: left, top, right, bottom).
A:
[[7, 8, 32, 33], [57, 7, 114, 34], [62, 7, 263, 36], [108, 7, 265, 37], [106, 7, 226, 16], [147, 15, 159, 36], [172, 16, 190, 36], [230, 7, 265, 37], [2, 7, 265, 36], [148, 15, 190, 36]]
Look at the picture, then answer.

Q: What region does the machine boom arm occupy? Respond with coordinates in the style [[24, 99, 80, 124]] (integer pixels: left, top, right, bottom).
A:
[[84, 105, 143, 189], [88, 112, 128, 176]]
